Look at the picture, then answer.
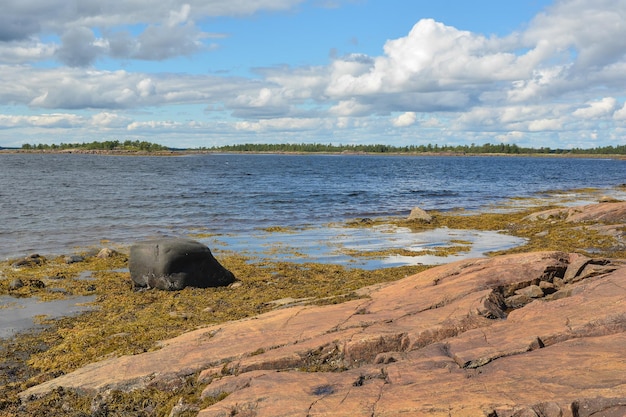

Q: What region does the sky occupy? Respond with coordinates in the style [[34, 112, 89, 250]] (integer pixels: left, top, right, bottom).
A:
[[1, 0, 626, 149]]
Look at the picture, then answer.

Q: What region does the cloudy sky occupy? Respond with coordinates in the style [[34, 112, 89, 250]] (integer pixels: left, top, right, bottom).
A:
[[1, 0, 626, 149]]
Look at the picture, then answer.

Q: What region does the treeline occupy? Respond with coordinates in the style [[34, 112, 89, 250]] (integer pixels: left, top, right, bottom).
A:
[[18, 141, 626, 155], [21, 140, 169, 152], [209, 142, 626, 155]]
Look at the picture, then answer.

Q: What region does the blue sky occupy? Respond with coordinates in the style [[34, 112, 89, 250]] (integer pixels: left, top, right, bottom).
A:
[[1, 0, 625, 149]]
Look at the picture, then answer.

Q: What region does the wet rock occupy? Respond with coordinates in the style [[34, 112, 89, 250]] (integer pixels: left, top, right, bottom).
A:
[[11, 254, 45, 268], [129, 238, 236, 290], [64, 255, 84, 264], [8, 278, 24, 290]]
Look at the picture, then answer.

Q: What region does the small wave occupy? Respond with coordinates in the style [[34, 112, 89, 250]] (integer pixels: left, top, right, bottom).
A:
[[407, 189, 461, 197]]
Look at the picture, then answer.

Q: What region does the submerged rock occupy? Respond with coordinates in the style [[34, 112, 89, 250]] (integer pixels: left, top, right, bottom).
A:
[[128, 238, 235, 291]]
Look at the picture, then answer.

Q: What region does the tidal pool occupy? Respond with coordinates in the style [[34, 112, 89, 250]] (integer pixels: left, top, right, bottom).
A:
[[0, 295, 95, 339], [203, 224, 526, 269]]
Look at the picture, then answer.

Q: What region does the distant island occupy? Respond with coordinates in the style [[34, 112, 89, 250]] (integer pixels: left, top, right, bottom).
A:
[[3, 139, 625, 156]]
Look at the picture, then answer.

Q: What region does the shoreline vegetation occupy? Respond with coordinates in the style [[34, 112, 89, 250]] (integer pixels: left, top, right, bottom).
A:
[[1, 187, 625, 415], [1, 140, 625, 158]]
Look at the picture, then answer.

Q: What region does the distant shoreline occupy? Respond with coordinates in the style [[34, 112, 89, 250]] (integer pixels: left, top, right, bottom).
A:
[[2, 148, 625, 159]]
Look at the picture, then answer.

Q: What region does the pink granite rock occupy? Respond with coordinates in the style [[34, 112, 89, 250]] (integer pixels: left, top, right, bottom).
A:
[[20, 252, 626, 417]]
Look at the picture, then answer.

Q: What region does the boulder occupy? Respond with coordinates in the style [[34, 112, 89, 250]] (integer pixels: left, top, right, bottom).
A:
[[407, 206, 432, 222], [128, 238, 235, 290]]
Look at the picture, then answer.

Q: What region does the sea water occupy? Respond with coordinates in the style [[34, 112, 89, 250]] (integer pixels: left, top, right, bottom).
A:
[[0, 153, 624, 263]]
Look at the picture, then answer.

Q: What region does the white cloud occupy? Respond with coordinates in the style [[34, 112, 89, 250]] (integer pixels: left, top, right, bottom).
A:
[[613, 103, 626, 121], [90, 112, 132, 128], [572, 97, 617, 119], [235, 117, 328, 132], [0, 41, 56, 64], [326, 18, 526, 100], [329, 99, 372, 117], [0, 113, 84, 128], [523, 0, 626, 70], [127, 120, 183, 130], [392, 112, 416, 127], [528, 118, 563, 131]]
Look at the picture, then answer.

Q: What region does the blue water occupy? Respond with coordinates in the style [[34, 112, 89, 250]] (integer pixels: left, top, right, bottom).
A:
[[0, 153, 623, 261]]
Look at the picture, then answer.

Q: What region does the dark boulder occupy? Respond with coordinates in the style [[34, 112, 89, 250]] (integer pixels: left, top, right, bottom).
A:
[[128, 238, 235, 290]]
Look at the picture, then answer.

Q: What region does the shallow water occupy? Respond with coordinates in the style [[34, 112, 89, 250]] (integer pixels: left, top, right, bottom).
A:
[[206, 224, 526, 269], [0, 295, 95, 339]]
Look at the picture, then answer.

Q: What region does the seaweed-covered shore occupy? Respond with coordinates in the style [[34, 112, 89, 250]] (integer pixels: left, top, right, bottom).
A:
[[1, 190, 625, 416]]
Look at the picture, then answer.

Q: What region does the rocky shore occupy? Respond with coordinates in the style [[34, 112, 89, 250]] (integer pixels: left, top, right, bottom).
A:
[[20, 250, 626, 417], [3, 200, 626, 416]]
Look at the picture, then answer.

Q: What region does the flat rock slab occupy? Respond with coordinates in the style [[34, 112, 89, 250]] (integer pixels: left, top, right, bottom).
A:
[[20, 251, 626, 417], [525, 201, 626, 224]]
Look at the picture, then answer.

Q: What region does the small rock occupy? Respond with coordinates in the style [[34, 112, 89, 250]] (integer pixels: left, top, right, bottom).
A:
[[48, 272, 68, 280], [515, 285, 544, 298], [598, 195, 621, 203], [28, 279, 45, 288], [64, 255, 84, 264], [538, 281, 556, 295], [47, 288, 69, 295], [229, 281, 243, 289], [528, 337, 545, 351], [407, 206, 432, 222], [505, 294, 532, 309], [12, 254, 45, 268], [168, 398, 199, 417], [96, 248, 117, 259], [8, 278, 24, 290]]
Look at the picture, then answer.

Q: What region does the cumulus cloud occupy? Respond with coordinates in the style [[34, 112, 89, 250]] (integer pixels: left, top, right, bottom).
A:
[[0, 0, 304, 66], [0, 16, 40, 41], [325, 19, 524, 100], [523, 0, 626, 70], [0, 113, 84, 129], [572, 97, 617, 119], [90, 112, 132, 128], [392, 112, 416, 127], [55, 26, 104, 67]]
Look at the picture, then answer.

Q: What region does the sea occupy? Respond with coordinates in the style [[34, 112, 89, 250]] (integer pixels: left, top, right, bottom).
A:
[[1, 153, 624, 267]]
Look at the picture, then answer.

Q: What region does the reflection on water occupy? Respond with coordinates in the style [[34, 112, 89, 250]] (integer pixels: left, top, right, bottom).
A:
[[203, 224, 526, 269], [0, 295, 95, 339]]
